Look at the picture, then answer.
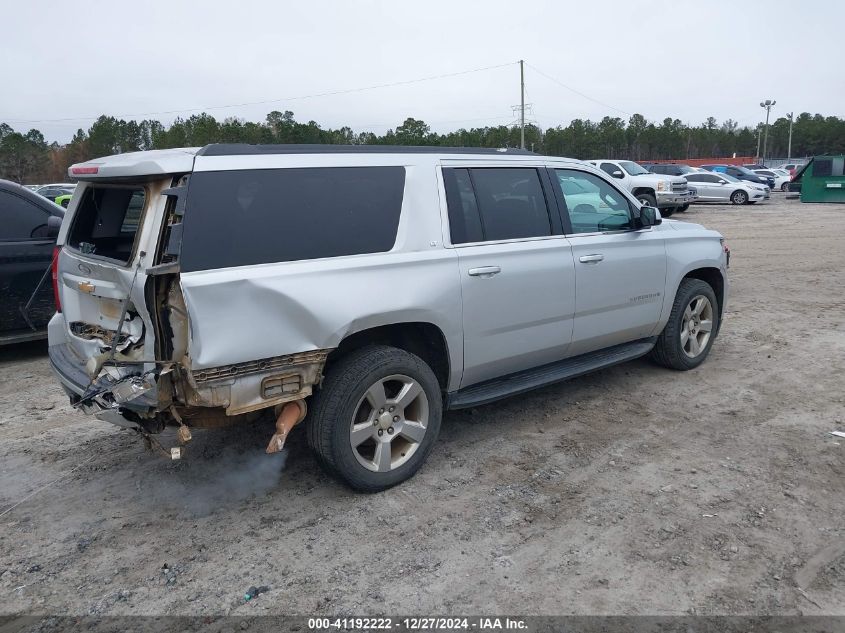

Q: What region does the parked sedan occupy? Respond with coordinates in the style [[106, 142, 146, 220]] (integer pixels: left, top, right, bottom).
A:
[[753, 168, 791, 191], [0, 180, 64, 344], [685, 171, 769, 204], [702, 164, 774, 189]]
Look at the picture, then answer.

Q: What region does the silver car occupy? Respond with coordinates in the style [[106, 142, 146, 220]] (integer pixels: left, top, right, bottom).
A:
[[48, 145, 729, 491], [685, 171, 769, 204]]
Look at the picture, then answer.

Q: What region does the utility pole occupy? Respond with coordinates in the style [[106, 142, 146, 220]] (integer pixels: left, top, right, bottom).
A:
[[759, 99, 776, 165], [786, 112, 794, 162], [756, 126, 761, 162], [519, 59, 525, 149]]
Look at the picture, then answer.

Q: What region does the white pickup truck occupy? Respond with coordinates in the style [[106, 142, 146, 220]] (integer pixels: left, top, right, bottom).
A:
[[587, 159, 696, 217]]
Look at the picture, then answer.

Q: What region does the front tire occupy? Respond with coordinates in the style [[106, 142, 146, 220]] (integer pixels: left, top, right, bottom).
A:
[[661, 207, 674, 218], [677, 204, 689, 212], [650, 278, 719, 371], [636, 193, 657, 208], [306, 345, 442, 492], [731, 190, 748, 205]]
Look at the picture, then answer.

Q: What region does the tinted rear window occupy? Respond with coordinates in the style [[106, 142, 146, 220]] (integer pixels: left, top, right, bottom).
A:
[[180, 167, 405, 272]]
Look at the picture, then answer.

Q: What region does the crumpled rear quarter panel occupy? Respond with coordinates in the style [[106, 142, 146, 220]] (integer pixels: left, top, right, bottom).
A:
[[179, 249, 463, 378]]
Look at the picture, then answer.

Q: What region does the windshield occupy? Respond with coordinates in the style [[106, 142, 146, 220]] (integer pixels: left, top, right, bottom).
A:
[[773, 169, 789, 176], [719, 173, 741, 183], [619, 161, 650, 176]]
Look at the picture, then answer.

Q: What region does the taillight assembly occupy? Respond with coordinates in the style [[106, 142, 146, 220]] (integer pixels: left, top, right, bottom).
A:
[[51, 246, 62, 312], [71, 165, 99, 175]]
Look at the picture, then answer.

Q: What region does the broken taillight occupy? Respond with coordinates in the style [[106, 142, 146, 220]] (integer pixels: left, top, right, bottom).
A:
[[51, 246, 62, 312]]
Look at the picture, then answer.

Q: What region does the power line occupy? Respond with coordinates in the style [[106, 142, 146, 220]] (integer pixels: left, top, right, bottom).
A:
[[525, 62, 632, 117], [3, 61, 518, 125]]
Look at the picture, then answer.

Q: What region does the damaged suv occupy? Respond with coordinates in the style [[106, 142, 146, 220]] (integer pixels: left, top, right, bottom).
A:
[[49, 145, 729, 491]]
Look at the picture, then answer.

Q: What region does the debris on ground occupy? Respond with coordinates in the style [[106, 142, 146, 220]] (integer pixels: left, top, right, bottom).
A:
[[243, 585, 270, 601]]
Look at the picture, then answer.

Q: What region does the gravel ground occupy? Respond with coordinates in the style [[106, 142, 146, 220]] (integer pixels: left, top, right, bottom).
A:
[[1, 194, 843, 617]]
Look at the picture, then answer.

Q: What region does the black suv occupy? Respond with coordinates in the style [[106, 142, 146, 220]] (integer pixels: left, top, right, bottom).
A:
[[0, 180, 64, 344], [702, 165, 773, 189], [642, 163, 698, 177]]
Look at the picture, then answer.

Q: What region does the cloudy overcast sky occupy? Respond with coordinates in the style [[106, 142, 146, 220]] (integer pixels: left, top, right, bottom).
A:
[[3, 0, 843, 143]]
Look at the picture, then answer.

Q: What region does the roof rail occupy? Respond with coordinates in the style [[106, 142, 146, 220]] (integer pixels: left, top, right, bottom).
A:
[[196, 143, 537, 157]]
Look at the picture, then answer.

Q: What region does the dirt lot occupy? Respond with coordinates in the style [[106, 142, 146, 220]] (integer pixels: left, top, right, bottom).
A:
[[1, 194, 843, 618]]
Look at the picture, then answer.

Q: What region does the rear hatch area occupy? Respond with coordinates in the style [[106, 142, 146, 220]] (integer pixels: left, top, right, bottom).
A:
[[49, 174, 181, 428]]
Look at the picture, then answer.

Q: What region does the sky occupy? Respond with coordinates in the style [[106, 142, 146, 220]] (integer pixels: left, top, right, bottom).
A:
[[3, 0, 843, 144]]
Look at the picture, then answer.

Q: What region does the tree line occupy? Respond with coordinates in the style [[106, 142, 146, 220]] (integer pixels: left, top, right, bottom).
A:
[[2, 109, 844, 184]]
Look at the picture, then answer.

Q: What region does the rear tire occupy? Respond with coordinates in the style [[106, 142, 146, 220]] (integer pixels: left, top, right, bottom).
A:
[[781, 182, 789, 192], [730, 190, 748, 205], [650, 278, 720, 371], [306, 345, 442, 492]]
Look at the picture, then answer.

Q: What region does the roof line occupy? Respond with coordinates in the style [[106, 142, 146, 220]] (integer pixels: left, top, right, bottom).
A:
[[196, 144, 537, 157]]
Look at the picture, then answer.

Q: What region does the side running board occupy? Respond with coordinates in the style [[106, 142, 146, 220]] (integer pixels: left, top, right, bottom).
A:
[[446, 338, 657, 410]]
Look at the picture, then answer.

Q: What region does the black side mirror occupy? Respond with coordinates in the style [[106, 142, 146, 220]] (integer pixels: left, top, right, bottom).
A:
[[637, 206, 661, 228], [47, 215, 62, 239], [612, 170, 625, 179]]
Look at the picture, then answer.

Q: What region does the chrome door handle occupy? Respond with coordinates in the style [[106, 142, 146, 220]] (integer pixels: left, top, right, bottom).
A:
[[468, 266, 501, 277], [578, 254, 604, 263]]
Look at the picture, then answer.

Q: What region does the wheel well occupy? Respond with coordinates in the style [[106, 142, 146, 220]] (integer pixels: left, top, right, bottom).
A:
[[683, 268, 724, 318], [632, 187, 655, 198], [327, 323, 450, 389]]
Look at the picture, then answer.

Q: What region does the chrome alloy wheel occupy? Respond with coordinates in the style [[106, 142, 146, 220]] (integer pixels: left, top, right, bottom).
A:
[[681, 295, 714, 358], [349, 374, 429, 472]]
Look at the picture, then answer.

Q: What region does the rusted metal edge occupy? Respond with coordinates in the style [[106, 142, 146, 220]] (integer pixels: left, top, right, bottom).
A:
[[192, 349, 330, 383]]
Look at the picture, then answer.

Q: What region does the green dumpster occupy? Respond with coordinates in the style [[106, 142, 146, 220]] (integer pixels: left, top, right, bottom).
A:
[[792, 155, 845, 203]]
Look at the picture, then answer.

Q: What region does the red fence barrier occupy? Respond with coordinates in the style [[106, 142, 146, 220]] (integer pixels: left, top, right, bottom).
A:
[[647, 157, 756, 167]]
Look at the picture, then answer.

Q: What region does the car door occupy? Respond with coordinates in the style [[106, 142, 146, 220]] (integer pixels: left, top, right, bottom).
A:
[[550, 167, 667, 356], [688, 173, 722, 200], [684, 174, 709, 199], [598, 161, 629, 190], [0, 190, 57, 334], [441, 165, 576, 387]]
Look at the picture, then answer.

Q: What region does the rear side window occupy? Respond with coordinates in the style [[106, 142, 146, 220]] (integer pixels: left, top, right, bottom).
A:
[[180, 167, 405, 272], [66, 186, 146, 262], [442, 169, 483, 244], [0, 191, 49, 240], [443, 167, 552, 244]]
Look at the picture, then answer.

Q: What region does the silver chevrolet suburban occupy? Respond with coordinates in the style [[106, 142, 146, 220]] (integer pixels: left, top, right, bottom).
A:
[[48, 145, 729, 491]]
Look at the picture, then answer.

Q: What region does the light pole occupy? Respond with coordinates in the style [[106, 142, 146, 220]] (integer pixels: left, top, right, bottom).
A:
[[759, 99, 776, 165], [786, 111, 794, 162]]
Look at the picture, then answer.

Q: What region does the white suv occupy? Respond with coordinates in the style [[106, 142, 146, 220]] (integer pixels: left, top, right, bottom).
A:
[[587, 159, 696, 216], [49, 145, 729, 491]]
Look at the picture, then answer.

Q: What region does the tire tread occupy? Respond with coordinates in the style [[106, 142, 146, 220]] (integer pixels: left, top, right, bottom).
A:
[[306, 345, 441, 492], [650, 278, 719, 371]]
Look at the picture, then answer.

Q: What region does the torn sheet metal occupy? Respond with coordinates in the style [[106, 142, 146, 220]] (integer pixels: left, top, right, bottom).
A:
[[181, 349, 328, 416]]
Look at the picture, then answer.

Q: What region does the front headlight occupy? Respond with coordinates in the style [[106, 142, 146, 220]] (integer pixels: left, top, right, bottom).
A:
[[657, 181, 667, 192]]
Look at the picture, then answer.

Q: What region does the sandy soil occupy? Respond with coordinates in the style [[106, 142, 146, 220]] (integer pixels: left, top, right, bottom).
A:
[[1, 194, 843, 617]]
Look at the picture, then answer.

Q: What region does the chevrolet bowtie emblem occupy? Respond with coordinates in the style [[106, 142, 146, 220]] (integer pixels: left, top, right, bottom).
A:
[[78, 281, 95, 294]]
